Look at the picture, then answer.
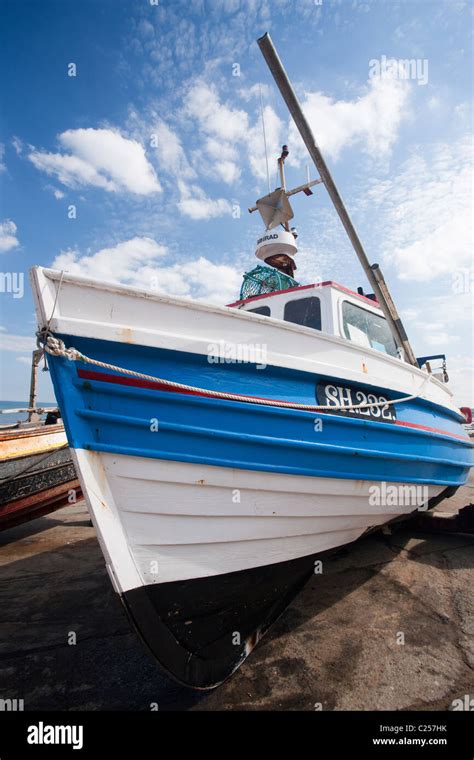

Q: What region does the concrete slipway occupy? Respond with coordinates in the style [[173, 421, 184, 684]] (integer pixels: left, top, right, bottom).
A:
[[0, 480, 473, 711]]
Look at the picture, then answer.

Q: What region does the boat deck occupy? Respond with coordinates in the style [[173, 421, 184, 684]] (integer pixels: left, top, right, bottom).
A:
[[0, 479, 472, 710]]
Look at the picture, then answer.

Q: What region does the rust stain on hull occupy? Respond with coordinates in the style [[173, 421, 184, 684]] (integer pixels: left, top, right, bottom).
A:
[[119, 327, 134, 344]]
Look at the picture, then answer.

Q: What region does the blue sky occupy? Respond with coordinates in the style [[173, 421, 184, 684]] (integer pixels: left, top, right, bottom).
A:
[[0, 0, 472, 404]]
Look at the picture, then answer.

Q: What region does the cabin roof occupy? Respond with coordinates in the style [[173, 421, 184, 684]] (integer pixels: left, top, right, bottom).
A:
[[227, 281, 380, 309]]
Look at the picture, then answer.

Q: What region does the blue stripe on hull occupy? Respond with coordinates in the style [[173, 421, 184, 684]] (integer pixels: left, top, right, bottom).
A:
[[48, 335, 473, 487]]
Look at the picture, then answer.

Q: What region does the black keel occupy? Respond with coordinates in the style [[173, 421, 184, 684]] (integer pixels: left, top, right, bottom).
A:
[[121, 551, 321, 689]]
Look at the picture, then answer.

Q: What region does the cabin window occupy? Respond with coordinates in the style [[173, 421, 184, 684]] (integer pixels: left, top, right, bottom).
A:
[[247, 305, 271, 316], [342, 301, 398, 357], [284, 297, 321, 330]]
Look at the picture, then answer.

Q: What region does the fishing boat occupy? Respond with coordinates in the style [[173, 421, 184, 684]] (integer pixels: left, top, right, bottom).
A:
[[0, 417, 80, 531], [0, 354, 81, 531], [29, 34, 473, 688]]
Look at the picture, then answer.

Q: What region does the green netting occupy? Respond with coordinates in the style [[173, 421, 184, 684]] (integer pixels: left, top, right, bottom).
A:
[[239, 265, 299, 301]]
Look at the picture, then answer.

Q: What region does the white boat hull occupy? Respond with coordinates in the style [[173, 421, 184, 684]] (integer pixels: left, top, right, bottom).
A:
[[74, 448, 443, 589]]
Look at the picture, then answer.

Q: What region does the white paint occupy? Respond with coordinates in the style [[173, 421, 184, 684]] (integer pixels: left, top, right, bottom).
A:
[[74, 450, 442, 590]]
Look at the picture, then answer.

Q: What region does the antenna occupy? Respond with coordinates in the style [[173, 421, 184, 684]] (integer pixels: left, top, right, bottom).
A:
[[248, 144, 321, 281], [259, 84, 271, 193], [248, 144, 322, 225]]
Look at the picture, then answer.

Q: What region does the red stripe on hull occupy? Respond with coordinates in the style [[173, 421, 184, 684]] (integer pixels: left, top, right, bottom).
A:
[[76, 368, 470, 443]]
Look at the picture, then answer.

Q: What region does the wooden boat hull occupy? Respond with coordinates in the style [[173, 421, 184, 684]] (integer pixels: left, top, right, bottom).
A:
[[0, 423, 81, 531]]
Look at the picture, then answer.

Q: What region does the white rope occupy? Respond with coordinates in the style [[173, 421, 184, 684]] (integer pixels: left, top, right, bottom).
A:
[[43, 336, 432, 413]]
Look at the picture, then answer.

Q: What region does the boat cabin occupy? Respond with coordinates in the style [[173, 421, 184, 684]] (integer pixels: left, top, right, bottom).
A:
[[227, 281, 401, 359]]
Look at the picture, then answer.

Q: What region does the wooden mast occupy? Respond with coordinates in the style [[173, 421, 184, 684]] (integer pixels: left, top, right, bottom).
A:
[[27, 349, 42, 423]]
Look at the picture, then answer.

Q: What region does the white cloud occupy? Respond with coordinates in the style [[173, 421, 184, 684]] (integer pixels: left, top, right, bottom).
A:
[[185, 81, 249, 143], [177, 180, 232, 220], [30, 150, 114, 191], [247, 104, 283, 182], [184, 80, 285, 186], [400, 307, 419, 322], [420, 327, 460, 347], [0, 220, 19, 253], [0, 329, 35, 353], [16, 356, 33, 365], [288, 70, 410, 163], [213, 159, 241, 184], [12, 136, 23, 156], [427, 96, 441, 110], [183, 71, 406, 188], [204, 138, 238, 163], [401, 292, 472, 340], [399, 291, 472, 407], [150, 119, 196, 180], [150, 257, 241, 304], [45, 184, 65, 200], [29, 128, 161, 195], [369, 137, 473, 280], [183, 81, 250, 185], [52, 237, 167, 281], [50, 238, 241, 305], [203, 138, 240, 184], [445, 355, 474, 407], [238, 83, 271, 102], [125, 109, 236, 211], [454, 102, 471, 123]]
